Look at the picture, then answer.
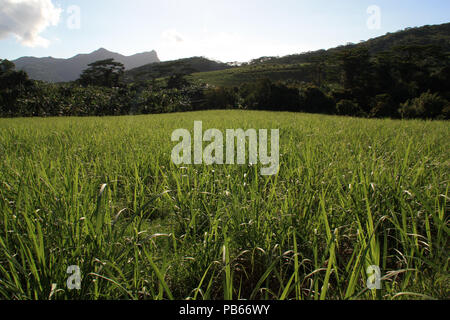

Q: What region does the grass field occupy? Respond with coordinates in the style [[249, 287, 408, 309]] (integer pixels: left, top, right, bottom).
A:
[[189, 63, 313, 87], [0, 110, 448, 300]]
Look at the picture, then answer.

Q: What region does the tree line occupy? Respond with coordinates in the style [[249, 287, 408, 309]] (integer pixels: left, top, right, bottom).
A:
[[1, 44, 449, 119]]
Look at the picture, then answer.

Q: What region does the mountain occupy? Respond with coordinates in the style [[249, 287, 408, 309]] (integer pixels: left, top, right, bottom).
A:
[[124, 56, 232, 82], [13, 48, 160, 83]]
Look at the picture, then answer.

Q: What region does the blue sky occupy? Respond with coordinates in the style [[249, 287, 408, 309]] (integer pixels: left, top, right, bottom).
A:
[[1, 0, 449, 62]]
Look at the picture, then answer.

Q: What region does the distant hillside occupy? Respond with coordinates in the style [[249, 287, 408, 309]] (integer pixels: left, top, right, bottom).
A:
[[125, 57, 232, 82], [191, 22, 450, 86], [254, 22, 450, 65], [13, 48, 160, 83], [189, 63, 314, 87]]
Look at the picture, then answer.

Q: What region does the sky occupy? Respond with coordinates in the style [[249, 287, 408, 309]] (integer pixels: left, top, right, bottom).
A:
[[0, 0, 449, 62]]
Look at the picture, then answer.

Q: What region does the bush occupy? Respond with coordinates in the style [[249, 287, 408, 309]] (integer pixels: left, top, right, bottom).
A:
[[336, 99, 363, 116], [399, 91, 448, 119], [240, 79, 272, 110], [166, 74, 190, 89], [239, 79, 299, 111], [331, 88, 354, 102], [300, 85, 335, 114], [203, 87, 238, 110], [269, 82, 299, 111], [369, 94, 398, 118], [0, 60, 35, 116], [439, 104, 450, 120]]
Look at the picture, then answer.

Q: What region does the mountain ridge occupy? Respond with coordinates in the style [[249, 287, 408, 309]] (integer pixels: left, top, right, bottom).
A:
[[13, 48, 160, 83], [186, 22, 450, 87], [252, 22, 450, 66], [124, 56, 232, 82]]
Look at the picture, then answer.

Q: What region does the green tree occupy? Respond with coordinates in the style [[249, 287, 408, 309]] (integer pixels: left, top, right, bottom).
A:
[[338, 47, 374, 112], [336, 99, 362, 116], [0, 59, 15, 74], [0, 59, 34, 116], [369, 94, 398, 118], [203, 87, 237, 110], [299, 85, 335, 114], [78, 59, 125, 88], [339, 47, 372, 91], [399, 91, 448, 119], [0, 59, 31, 89], [166, 73, 190, 89]]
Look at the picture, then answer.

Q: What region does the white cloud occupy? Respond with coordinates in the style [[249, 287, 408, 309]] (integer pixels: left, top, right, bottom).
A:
[[162, 29, 184, 44], [0, 0, 61, 47]]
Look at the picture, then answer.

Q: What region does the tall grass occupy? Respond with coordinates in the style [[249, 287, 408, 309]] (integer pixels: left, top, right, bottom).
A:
[[0, 110, 448, 300]]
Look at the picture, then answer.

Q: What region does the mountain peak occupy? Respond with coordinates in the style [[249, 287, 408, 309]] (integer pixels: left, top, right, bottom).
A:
[[94, 48, 111, 53]]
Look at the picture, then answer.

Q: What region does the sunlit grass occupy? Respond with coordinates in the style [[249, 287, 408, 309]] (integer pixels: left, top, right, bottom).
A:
[[0, 110, 448, 300], [189, 63, 312, 87]]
